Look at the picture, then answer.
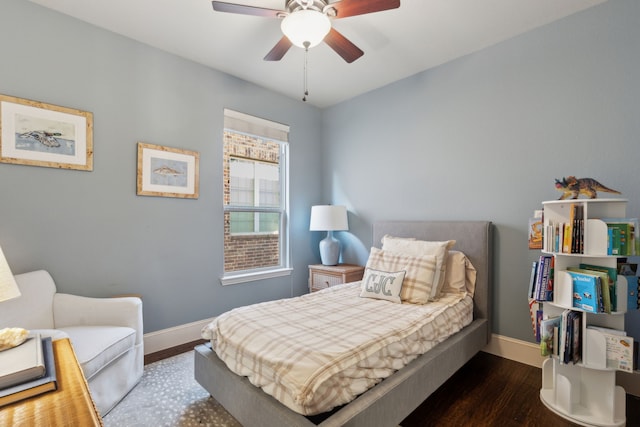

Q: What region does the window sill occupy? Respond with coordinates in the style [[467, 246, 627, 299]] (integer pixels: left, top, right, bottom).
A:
[[220, 268, 293, 286]]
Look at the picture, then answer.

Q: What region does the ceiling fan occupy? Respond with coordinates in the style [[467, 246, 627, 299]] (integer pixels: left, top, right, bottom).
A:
[[211, 0, 401, 63]]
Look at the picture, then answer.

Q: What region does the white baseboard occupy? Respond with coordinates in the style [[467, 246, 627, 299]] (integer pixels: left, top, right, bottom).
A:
[[143, 317, 215, 355], [482, 333, 546, 368], [143, 322, 640, 397]]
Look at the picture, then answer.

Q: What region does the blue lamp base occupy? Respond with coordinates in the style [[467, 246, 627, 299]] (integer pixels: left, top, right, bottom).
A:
[[319, 231, 341, 266]]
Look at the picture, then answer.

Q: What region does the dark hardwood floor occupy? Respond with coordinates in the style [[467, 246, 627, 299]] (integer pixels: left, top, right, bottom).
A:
[[401, 351, 640, 427], [146, 345, 640, 426]]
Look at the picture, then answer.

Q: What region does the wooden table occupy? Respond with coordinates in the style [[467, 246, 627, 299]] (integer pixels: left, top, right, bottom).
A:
[[0, 338, 103, 426]]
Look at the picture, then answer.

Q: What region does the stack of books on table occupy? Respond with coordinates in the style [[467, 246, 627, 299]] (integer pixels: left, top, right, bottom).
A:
[[0, 334, 58, 407]]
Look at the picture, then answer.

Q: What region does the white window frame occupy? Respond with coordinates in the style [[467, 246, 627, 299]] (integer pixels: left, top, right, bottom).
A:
[[221, 109, 291, 285]]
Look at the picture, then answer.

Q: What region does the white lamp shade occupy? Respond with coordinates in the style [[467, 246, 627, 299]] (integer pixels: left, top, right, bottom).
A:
[[309, 205, 349, 231], [281, 10, 331, 48], [0, 245, 20, 302]]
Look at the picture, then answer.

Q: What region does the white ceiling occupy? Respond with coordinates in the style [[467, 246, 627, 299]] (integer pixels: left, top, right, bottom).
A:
[[28, 0, 606, 108]]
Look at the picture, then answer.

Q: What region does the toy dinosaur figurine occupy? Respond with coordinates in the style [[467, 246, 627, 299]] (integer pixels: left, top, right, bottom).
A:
[[555, 176, 621, 200]]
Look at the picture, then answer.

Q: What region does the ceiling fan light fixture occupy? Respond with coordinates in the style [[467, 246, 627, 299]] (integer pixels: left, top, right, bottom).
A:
[[281, 9, 330, 49]]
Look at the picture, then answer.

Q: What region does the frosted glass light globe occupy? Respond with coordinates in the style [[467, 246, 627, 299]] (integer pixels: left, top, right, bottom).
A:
[[281, 10, 331, 48]]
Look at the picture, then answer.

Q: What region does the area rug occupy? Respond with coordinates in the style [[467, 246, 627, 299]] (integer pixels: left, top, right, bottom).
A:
[[103, 351, 242, 427]]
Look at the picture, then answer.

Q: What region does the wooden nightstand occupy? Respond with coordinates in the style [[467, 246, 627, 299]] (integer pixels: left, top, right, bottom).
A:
[[308, 264, 365, 292]]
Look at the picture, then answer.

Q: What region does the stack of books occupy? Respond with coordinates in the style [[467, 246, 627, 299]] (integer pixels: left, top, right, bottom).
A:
[[529, 255, 555, 302], [0, 334, 58, 407], [539, 309, 582, 364]]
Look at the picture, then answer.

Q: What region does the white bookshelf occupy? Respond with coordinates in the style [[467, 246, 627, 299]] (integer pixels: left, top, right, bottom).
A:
[[538, 198, 631, 427]]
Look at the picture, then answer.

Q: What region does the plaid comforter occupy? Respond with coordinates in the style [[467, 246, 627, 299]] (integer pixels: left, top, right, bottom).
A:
[[202, 282, 472, 415]]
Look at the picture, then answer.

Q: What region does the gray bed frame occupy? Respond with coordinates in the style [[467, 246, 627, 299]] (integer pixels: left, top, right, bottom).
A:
[[194, 221, 493, 427]]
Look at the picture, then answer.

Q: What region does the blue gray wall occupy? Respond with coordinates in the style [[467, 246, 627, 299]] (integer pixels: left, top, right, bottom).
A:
[[323, 0, 640, 343], [1, 0, 638, 344], [0, 0, 322, 332]]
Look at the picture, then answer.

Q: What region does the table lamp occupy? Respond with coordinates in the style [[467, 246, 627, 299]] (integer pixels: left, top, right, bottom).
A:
[[309, 205, 348, 266]]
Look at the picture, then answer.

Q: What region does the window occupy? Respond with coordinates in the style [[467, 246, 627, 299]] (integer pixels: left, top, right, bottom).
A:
[[222, 109, 290, 284]]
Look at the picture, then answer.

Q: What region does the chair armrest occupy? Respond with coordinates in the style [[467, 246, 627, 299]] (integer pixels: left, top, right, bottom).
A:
[[53, 294, 143, 344]]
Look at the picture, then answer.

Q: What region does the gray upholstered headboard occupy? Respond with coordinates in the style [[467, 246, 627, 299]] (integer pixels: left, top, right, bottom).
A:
[[373, 221, 493, 327]]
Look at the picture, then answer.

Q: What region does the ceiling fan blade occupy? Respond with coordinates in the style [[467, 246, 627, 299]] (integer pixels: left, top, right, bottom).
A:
[[264, 36, 293, 61], [332, 0, 400, 19], [324, 28, 364, 63], [211, 1, 283, 18]]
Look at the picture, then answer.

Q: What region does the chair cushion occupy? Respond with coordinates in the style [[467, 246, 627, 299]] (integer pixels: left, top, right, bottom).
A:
[[58, 326, 136, 381]]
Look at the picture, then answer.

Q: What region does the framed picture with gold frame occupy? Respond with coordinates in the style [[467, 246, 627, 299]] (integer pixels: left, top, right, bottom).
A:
[[0, 94, 93, 171], [137, 142, 199, 199]]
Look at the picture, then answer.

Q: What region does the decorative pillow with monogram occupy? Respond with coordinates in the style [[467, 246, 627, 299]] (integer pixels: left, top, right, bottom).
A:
[[359, 268, 406, 303]]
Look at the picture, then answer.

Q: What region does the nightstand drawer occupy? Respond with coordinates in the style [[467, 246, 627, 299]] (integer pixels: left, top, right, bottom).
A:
[[310, 272, 344, 290], [308, 264, 365, 292]]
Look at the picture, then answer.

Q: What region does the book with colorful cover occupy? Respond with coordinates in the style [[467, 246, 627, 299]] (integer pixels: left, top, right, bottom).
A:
[[579, 263, 617, 312], [602, 218, 638, 256], [540, 315, 561, 357], [562, 223, 572, 253], [569, 267, 611, 313], [567, 270, 601, 313], [546, 257, 555, 302], [536, 255, 553, 301]]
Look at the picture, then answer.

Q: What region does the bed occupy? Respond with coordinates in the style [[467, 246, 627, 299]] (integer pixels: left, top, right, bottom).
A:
[[194, 220, 493, 427]]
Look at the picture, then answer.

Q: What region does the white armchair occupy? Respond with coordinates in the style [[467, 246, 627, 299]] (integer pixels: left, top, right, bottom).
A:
[[0, 270, 143, 416]]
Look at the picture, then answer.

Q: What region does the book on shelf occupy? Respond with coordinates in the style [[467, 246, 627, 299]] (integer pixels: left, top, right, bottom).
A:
[[570, 311, 582, 364], [557, 310, 582, 364], [534, 255, 553, 301], [587, 326, 635, 373], [540, 315, 561, 357], [601, 218, 639, 256], [568, 267, 611, 314], [527, 260, 538, 300], [528, 299, 542, 340], [0, 337, 57, 407], [579, 263, 618, 312], [0, 333, 45, 390], [562, 223, 571, 253], [572, 204, 584, 254], [558, 310, 569, 364], [567, 270, 602, 313], [528, 214, 543, 250]]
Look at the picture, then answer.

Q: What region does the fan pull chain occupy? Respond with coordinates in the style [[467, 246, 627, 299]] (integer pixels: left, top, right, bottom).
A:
[[302, 41, 310, 102]]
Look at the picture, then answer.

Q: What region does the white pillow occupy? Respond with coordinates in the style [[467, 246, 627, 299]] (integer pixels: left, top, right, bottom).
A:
[[381, 235, 456, 299], [366, 247, 437, 304], [441, 250, 477, 296], [359, 268, 406, 303]]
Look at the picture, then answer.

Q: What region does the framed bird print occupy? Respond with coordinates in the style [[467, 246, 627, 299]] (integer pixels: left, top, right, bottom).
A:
[[0, 94, 93, 171], [136, 142, 199, 199]]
